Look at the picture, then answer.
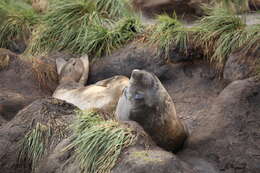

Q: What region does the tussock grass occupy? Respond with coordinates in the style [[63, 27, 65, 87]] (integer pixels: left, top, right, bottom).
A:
[[149, 14, 190, 59], [0, 54, 10, 70], [19, 117, 69, 172], [27, 0, 141, 58], [19, 123, 51, 172], [216, 0, 250, 13], [243, 24, 260, 55], [66, 110, 137, 173], [195, 8, 249, 68], [95, 0, 131, 18], [32, 57, 59, 93], [0, 0, 38, 50]]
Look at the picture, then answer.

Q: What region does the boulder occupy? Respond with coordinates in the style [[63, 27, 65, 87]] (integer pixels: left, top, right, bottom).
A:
[[132, 0, 210, 17], [249, 0, 260, 9], [179, 77, 260, 173], [0, 98, 77, 173], [88, 43, 202, 84], [0, 49, 48, 121], [37, 122, 197, 173], [224, 51, 259, 82]]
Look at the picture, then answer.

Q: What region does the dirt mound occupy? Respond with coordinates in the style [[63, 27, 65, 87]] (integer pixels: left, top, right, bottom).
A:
[[179, 77, 260, 173], [0, 98, 77, 173]]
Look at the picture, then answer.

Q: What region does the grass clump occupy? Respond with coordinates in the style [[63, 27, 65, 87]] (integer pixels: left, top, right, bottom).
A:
[[19, 123, 51, 172], [149, 14, 190, 59], [216, 0, 249, 13], [66, 110, 137, 173], [0, 0, 39, 51], [19, 117, 69, 172], [0, 54, 10, 70], [95, 0, 131, 18], [195, 8, 249, 68], [27, 0, 141, 58], [243, 24, 260, 55]]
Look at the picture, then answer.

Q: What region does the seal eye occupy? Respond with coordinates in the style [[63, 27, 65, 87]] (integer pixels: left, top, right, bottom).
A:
[[134, 93, 144, 100]]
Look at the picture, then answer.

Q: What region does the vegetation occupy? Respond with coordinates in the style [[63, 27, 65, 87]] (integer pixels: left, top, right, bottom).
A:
[[195, 7, 260, 68], [0, 54, 10, 70], [0, 0, 38, 50], [19, 118, 69, 172], [148, 7, 260, 70], [65, 110, 137, 173], [215, 0, 250, 13], [19, 123, 51, 172], [148, 14, 190, 59], [27, 0, 142, 58], [195, 8, 248, 68]]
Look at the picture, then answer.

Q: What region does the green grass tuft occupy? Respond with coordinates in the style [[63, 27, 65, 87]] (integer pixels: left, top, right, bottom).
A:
[[66, 110, 137, 173], [149, 14, 190, 59], [216, 0, 249, 13], [243, 24, 260, 55], [19, 123, 50, 172], [0, 0, 39, 50], [27, 0, 141, 58], [95, 0, 131, 18], [195, 8, 248, 68], [19, 117, 69, 172]]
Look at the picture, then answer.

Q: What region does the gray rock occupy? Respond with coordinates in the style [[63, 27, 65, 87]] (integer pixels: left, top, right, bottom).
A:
[[223, 53, 256, 82], [179, 77, 260, 173]]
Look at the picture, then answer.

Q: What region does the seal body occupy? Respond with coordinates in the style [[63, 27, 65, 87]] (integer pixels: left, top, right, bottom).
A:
[[116, 69, 187, 152], [53, 55, 129, 113], [53, 75, 129, 113]]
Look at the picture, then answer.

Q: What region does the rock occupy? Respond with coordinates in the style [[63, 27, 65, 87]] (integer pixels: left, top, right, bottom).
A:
[[37, 122, 197, 173], [0, 115, 6, 126], [0, 98, 77, 173], [249, 0, 260, 9], [179, 77, 260, 173], [223, 52, 259, 82], [112, 148, 196, 173], [132, 0, 209, 17], [88, 43, 165, 84], [0, 49, 50, 120], [0, 49, 48, 121]]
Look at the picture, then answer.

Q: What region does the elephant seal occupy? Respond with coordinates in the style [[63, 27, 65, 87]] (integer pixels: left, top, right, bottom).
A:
[[53, 55, 129, 113], [116, 69, 187, 152]]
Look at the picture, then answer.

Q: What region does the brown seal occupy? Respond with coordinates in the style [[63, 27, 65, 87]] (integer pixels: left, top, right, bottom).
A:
[[116, 69, 187, 152]]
